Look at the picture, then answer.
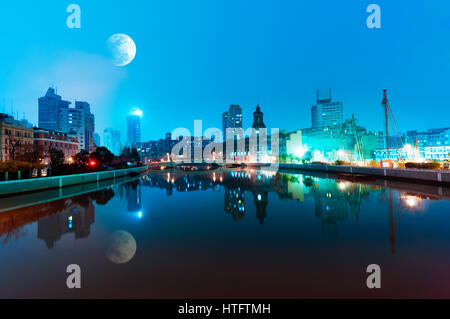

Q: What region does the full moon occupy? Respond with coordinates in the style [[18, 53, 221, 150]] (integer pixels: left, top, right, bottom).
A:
[[106, 34, 136, 66], [106, 230, 137, 264]]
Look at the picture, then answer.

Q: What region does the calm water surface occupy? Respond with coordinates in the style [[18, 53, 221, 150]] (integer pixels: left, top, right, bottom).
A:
[[1, 168, 450, 298]]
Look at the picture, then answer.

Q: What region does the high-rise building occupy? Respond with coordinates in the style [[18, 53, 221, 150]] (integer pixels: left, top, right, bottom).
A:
[[38, 88, 71, 132], [127, 114, 141, 147], [93, 132, 101, 148], [311, 89, 343, 128], [316, 88, 332, 104], [38, 88, 95, 153], [222, 105, 243, 140], [68, 101, 95, 152], [103, 128, 122, 156], [227, 104, 243, 129], [222, 112, 228, 141]]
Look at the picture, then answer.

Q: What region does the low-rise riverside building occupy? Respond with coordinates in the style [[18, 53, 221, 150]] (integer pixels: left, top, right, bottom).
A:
[[375, 145, 450, 162], [33, 128, 79, 164], [404, 127, 450, 148], [425, 145, 450, 161], [0, 113, 34, 162]]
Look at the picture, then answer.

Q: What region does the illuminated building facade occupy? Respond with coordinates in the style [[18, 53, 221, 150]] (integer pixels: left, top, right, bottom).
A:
[[405, 127, 450, 147], [280, 118, 381, 162], [68, 101, 95, 152], [425, 145, 450, 161], [33, 128, 79, 164], [137, 132, 178, 161], [127, 114, 141, 147]]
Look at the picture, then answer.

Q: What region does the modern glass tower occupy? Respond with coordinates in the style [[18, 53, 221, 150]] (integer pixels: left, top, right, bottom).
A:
[[127, 114, 141, 147], [222, 104, 243, 141], [104, 128, 122, 155], [227, 104, 243, 129]]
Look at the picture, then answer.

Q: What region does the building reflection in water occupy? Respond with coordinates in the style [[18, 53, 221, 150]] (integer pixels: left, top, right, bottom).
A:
[[143, 168, 438, 236], [387, 191, 434, 253], [37, 189, 115, 248], [224, 187, 246, 220], [145, 169, 277, 224], [275, 174, 358, 232], [311, 179, 369, 233], [0, 188, 115, 248], [143, 169, 364, 228], [399, 192, 427, 212], [122, 180, 142, 213], [253, 191, 268, 224], [1, 168, 443, 254], [37, 197, 95, 249], [224, 170, 273, 224]]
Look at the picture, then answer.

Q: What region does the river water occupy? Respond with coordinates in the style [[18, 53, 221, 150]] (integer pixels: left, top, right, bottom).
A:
[[1, 168, 450, 298]]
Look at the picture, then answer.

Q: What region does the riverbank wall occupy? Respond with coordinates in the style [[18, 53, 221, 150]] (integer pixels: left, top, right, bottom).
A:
[[0, 166, 148, 197], [272, 163, 450, 185]]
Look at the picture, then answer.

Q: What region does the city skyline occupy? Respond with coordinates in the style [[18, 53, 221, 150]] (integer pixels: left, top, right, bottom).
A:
[[1, 82, 449, 165], [6, 84, 449, 145], [2, 1, 450, 303], [1, 1, 450, 142]]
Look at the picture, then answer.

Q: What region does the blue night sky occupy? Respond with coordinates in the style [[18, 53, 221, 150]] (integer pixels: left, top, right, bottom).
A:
[[0, 0, 449, 143]]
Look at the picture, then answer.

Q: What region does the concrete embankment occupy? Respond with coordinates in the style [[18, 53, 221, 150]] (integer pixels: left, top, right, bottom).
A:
[[0, 173, 143, 213], [277, 163, 450, 185], [0, 166, 148, 197]]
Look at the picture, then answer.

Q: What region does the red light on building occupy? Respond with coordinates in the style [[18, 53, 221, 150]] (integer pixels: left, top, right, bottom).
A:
[[89, 160, 97, 167]]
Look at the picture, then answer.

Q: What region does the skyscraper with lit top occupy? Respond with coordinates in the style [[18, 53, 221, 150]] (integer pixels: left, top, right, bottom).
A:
[[127, 109, 142, 147]]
